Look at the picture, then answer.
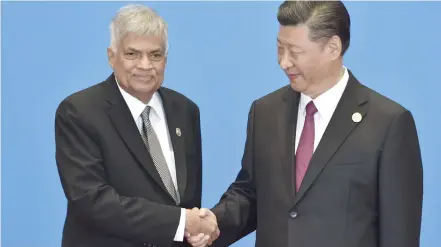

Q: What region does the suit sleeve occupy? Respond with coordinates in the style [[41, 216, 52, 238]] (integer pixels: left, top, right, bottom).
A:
[[55, 99, 181, 247], [194, 105, 203, 208], [378, 110, 423, 247], [211, 102, 258, 246]]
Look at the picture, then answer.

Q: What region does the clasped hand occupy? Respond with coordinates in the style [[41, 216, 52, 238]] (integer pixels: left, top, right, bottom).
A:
[[185, 208, 220, 247]]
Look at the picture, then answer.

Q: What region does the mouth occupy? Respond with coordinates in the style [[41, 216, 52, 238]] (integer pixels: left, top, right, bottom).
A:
[[288, 74, 300, 80], [134, 75, 154, 81]]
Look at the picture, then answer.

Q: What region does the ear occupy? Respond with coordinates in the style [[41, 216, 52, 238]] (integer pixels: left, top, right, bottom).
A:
[[107, 47, 115, 68], [326, 35, 342, 60]]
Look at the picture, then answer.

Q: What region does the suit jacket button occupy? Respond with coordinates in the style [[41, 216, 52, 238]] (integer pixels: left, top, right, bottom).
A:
[[290, 211, 298, 218]]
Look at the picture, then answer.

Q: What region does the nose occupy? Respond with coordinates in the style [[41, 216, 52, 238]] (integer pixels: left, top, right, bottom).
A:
[[279, 52, 294, 70], [138, 56, 153, 70]]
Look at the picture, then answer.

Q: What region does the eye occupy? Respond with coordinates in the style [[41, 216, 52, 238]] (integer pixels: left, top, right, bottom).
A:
[[277, 47, 284, 55], [289, 50, 302, 59], [149, 52, 164, 61], [124, 52, 138, 60]]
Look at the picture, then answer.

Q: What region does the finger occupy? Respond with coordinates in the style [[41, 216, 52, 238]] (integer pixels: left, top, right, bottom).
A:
[[199, 208, 209, 217], [208, 235, 214, 245], [210, 230, 219, 242], [194, 235, 210, 247], [185, 231, 192, 238], [187, 233, 204, 244], [211, 228, 220, 238], [189, 234, 209, 247], [208, 228, 220, 244]]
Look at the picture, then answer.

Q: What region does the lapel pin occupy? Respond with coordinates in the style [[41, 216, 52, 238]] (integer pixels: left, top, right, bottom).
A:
[[352, 112, 362, 123], [176, 128, 181, 137]]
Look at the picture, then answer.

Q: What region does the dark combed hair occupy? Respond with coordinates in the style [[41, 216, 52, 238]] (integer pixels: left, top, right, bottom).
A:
[[277, 1, 351, 55]]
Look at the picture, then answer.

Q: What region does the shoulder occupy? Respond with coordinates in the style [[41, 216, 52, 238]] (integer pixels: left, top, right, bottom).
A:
[[254, 85, 292, 105], [56, 79, 108, 115], [354, 77, 411, 124], [160, 87, 200, 113], [245, 85, 293, 114]]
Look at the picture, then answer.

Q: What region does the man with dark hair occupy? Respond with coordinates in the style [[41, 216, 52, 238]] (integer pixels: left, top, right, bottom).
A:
[[187, 1, 423, 247]]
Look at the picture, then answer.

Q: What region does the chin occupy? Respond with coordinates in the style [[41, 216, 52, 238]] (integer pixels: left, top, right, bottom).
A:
[[289, 81, 306, 93], [290, 84, 301, 92], [137, 85, 157, 93]]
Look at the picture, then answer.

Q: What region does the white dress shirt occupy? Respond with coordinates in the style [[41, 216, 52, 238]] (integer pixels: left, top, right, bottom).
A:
[[295, 67, 349, 153], [116, 82, 186, 242]]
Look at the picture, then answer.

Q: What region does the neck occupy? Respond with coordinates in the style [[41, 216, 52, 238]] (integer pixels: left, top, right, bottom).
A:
[[130, 92, 153, 104], [116, 83, 154, 104], [308, 64, 345, 99], [114, 76, 154, 104]]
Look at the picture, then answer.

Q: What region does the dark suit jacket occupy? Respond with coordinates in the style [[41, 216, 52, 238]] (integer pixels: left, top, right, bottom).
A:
[[211, 70, 423, 247], [55, 75, 202, 247]]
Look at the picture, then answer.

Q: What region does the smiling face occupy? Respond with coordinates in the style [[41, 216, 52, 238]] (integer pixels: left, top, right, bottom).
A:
[[108, 32, 167, 102]]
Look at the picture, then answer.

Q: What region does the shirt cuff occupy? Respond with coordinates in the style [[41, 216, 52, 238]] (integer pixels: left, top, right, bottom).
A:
[[174, 208, 186, 241]]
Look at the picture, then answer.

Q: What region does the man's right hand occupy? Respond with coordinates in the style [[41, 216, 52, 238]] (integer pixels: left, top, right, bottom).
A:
[[185, 208, 202, 235], [185, 208, 220, 247]]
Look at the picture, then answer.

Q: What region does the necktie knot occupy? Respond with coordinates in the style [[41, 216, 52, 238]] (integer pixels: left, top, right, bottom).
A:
[[305, 101, 318, 116], [141, 105, 152, 120]]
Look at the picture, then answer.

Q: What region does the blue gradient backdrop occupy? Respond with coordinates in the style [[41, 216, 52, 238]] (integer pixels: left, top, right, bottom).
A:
[[2, 1, 440, 246]]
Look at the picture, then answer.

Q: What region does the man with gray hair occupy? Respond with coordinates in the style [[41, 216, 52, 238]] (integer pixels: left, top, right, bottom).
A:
[[188, 1, 423, 247], [55, 4, 218, 247]]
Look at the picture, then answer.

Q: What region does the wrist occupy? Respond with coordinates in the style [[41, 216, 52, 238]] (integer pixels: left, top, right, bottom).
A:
[[185, 209, 200, 234]]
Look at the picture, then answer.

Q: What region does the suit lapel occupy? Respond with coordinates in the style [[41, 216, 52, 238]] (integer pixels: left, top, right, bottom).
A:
[[107, 102, 172, 195], [158, 88, 187, 202], [104, 76, 174, 199], [280, 87, 300, 206], [294, 72, 369, 205]]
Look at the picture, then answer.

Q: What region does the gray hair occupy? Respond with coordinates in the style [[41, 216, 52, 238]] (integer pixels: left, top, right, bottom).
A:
[[109, 4, 168, 53], [277, 1, 350, 55]]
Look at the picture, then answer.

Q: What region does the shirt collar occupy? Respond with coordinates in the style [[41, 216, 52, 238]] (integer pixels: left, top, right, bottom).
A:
[[299, 66, 349, 120], [115, 78, 164, 121]]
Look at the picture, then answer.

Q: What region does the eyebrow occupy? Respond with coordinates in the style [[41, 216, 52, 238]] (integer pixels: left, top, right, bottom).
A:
[[148, 49, 163, 54], [277, 38, 301, 49], [125, 47, 141, 53], [125, 47, 163, 54]]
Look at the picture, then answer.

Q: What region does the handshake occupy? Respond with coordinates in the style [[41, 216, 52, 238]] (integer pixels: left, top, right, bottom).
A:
[[184, 208, 220, 247]]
